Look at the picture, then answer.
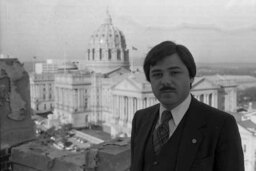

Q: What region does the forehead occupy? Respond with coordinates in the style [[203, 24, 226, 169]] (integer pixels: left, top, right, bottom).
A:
[[150, 53, 186, 70]]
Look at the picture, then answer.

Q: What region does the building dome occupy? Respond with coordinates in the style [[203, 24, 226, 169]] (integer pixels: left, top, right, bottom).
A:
[[85, 11, 130, 73], [90, 12, 126, 50]]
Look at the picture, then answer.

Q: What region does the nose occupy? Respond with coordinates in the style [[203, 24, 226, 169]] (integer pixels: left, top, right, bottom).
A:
[[160, 73, 171, 86]]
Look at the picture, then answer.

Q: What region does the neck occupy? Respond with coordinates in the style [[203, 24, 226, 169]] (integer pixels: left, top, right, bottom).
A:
[[161, 94, 191, 110]]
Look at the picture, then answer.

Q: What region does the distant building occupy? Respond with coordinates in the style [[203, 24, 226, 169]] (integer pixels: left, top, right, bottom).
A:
[[237, 117, 256, 171], [48, 63, 91, 128], [192, 75, 237, 113], [107, 72, 238, 136], [29, 73, 55, 113], [34, 59, 59, 74], [109, 72, 158, 136]]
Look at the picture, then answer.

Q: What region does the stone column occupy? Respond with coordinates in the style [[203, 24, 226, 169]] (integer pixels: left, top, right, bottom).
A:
[[35, 85, 38, 98], [120, 96, 124, 125], [119, 96, 122, 123], [79, 88, 82, 111], [117, 95, 120, 122], [113, 95, 117, 123], [138, 98, 143, 110], [205, 94, 209, 105], [128, 97, 133, 127], [128, 97, 133, 122], [213, 92, 217, 108]]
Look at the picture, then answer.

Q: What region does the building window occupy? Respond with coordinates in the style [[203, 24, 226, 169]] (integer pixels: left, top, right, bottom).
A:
[[85, 98, 88, 109], [44, 104, 46, 110], [43, 94, 46, 100], [88, 49, 90, 60], [108, 49, 112, 60], [117, 49, 121, 60], [99, 48, 102, 60], [49, 94, 52, 99], [92, 48, 95, 60], [243, 144, 247, 153]]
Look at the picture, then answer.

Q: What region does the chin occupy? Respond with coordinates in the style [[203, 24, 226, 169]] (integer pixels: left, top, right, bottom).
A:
[[160, 93, 176, 100], [160, 99, 176, 106]]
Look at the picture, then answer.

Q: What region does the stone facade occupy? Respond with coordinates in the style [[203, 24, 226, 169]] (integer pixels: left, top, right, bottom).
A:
[[30, 73, 55, 113], [108, 73, 238, 137], [51, 70, 92, 128], [238, 124, 256, 171], [0, 59, 35, 146], [47, 69, 238, 137], [192, 76, 237, 112], [10, 138, 130, 171]]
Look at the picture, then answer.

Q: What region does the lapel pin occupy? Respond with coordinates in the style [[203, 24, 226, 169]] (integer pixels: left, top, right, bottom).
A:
[[192, 138, 197, 144]]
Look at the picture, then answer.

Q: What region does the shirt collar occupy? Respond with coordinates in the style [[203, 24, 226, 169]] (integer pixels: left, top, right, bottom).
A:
[[159, 94, 191, 126]]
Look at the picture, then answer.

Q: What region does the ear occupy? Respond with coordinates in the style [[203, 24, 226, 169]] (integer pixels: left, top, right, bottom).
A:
[[190, 77, 194, 84], [189, 77, 194, 89]]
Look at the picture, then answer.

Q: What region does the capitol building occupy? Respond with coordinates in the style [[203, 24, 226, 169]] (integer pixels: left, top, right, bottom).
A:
[[29, 12, 256, 170], [30, 12, 237, 137]]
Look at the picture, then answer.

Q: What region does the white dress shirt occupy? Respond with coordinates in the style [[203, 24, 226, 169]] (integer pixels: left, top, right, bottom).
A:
[[156, 94, 192, 137]]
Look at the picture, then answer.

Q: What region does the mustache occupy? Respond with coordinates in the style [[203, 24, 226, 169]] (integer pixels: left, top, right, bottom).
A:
[[159, 86, 175, 91]]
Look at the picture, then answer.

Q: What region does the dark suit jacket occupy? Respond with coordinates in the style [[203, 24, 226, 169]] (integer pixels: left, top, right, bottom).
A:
[[130, 96, 244, 171]]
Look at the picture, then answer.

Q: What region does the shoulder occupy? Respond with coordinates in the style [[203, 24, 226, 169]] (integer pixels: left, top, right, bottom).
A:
[[133, 104, 159, 120], [136, 103, 159, 113], [191, 97, 236, 124]]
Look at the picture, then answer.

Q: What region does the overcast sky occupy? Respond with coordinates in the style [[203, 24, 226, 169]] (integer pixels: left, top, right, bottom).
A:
[[0, 0, 256, 63]]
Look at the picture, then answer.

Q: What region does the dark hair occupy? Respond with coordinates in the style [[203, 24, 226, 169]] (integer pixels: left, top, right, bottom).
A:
[[143, 41, 196, 82]]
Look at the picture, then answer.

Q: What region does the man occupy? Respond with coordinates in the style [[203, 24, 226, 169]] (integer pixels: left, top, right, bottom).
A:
[[130, 41, 244, 171]]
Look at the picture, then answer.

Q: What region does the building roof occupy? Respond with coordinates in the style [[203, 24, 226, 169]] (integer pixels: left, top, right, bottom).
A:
[[58, 61, 78, 71], [203, 75, 237, 87], [79, 129, 111, 141], [104, 67, 131, 78], [237, 119, 256, 134]]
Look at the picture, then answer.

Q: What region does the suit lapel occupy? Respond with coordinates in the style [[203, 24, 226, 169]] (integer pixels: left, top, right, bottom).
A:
[[176, 97, 206, 171], [135, 104, 159, 170]]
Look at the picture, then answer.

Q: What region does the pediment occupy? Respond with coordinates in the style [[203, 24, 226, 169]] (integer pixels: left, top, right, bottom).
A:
[[104, 67, 130, 78], [112, 78, 140, 91], [192, 78, 219, 90]]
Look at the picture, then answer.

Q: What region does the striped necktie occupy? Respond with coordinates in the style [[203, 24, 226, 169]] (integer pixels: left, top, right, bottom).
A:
[[153, 110, 173, 155]]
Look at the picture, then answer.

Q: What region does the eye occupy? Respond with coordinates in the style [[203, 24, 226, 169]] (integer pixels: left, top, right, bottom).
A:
[[151, 72, 162, 78], [170, 70, 181, 75]]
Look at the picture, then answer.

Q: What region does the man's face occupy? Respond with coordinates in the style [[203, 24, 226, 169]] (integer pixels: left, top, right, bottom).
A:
[[149, 53, 193, 109]]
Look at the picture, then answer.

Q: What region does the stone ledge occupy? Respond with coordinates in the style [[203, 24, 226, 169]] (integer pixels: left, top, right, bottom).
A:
[[11, 141, 85, 171], [10, 138, 131, 171]]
